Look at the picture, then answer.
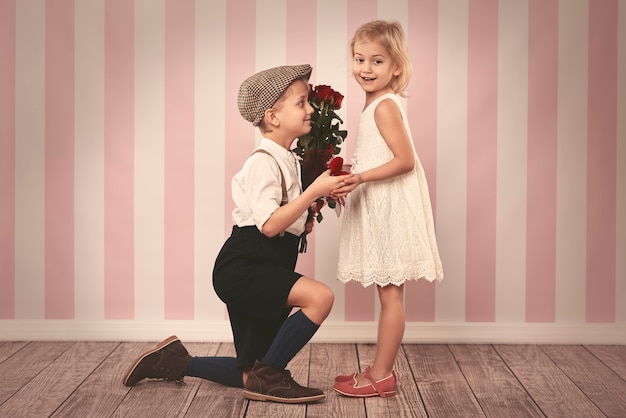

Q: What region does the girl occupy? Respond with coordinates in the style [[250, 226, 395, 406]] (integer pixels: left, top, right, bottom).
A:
[[332, 20, 444, 398]]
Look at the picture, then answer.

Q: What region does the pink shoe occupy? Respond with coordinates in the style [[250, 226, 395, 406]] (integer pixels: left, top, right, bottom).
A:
[[333, 367, 397, 398], [335, 371, 357, 382]]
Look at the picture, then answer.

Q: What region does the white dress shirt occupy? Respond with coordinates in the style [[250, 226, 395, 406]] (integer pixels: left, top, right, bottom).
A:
[[231, 138, 307, 236]]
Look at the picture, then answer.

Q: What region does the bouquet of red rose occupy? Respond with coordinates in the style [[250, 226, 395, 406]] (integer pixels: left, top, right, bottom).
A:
[[293, 84, 348, 253]]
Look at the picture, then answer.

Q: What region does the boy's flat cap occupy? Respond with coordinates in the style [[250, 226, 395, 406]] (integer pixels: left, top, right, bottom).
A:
[[238, 64, 312, 126]]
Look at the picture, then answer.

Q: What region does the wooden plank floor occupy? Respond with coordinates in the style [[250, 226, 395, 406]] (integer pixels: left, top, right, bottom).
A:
[[1, 341, 625, 417]]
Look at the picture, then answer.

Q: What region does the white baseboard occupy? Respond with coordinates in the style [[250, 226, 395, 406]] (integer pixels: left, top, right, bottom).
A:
[[1, 320, 624, 344]]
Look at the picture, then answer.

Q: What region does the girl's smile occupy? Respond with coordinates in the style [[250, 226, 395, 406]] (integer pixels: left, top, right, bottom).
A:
[[352, 40, 400, 104]]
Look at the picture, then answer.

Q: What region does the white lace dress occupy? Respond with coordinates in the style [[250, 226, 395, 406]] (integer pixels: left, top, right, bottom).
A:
[[337, 93, 443, 287]]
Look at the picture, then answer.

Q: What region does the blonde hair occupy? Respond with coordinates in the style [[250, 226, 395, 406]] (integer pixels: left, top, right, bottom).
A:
[[350, 20, 412, 97]]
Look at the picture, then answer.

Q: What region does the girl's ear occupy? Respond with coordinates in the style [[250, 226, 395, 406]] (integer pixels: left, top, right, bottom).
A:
[[393, 65, 401, 77]]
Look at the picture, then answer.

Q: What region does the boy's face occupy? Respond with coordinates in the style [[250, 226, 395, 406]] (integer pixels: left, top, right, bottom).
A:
[[273, 79, 314, 138]]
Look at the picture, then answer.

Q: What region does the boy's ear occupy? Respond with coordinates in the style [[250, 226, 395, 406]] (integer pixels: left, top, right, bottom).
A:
[[264, 108, 280, 127]]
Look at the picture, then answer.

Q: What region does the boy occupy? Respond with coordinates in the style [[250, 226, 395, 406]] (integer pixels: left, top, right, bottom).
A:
[[123, 65, 352, 404]]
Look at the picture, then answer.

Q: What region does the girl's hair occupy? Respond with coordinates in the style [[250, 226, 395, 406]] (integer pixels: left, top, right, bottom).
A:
[[351, 20, 412, 97]]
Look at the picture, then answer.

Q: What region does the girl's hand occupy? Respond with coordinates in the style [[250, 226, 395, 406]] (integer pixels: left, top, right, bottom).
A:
[[263, 171, 350, 238], [310, 169, 354, 197], [331, 173, 361, 198]]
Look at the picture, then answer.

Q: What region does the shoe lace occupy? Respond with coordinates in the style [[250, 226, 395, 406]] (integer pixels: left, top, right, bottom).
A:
[[280, 369, 303, 389], [151, 347, 189, 384]]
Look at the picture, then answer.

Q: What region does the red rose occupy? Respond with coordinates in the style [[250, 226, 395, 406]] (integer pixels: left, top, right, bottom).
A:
[[331, 90, 344, 108], [312, 85, 344, 109], [294, 82, 348, 253], [315, 85, 333, 102]]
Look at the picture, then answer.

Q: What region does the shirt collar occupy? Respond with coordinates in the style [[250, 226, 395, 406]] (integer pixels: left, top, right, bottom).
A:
[[259, 138, 296, 162]]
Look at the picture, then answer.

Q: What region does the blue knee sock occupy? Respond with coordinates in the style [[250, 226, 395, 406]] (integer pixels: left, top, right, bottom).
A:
[[262, 309, 319, 370], [184, 356, 243, 388]]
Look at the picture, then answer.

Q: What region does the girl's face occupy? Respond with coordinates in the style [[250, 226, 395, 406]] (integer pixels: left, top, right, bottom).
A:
[[274, 79, 313, 138], [352, 40, 400, 98]]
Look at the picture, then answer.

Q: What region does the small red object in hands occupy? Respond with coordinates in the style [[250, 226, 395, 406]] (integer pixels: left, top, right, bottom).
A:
[[329, 156, 350, 176], [329, 156, 343, 174]]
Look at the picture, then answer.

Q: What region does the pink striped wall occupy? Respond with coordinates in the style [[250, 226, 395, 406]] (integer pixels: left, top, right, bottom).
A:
[[44, 0, 75, 319], [587, 0, 618, 322], [0, 0, 16, 320], [526, 0, 559, 323], [0, 1, 623, 334], [104, 0, 134, 319], [164, 0, 195, 319], [224, 0, 255, 241], [466, 0, 498, 322]]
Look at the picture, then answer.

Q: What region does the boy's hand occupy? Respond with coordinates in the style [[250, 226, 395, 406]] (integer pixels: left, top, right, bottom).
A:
[[331, 172, 360, 198], [310, 169, 353, 197]]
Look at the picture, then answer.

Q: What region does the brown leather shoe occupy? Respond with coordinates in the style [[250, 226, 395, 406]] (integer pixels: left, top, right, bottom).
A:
[[243, 360, 326, 403], [123, 336, 192, 386]]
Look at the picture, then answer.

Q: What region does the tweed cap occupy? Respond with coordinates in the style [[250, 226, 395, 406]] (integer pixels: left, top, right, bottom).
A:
[[238, 64, 313, 126]]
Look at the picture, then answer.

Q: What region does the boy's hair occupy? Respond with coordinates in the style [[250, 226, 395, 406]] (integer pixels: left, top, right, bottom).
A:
[[351, 20, 412, 97]]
